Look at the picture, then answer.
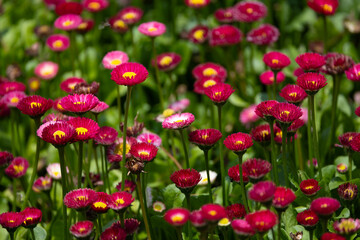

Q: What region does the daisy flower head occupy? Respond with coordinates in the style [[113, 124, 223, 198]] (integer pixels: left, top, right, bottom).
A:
[[54, 14, 82, 31], [70, 220, 94, 238], [111, 62, 149, 86], [102, 51, 129, 70], [138, 21, 166, 37], [188, 25, 209, 44], [60, 77, 86, 93], [46, 34, 70, 52], [162, 113, 195, 130], [246, 24, 279, 45], [263, 51, 291, 70], [34, 61, 59, 80], [117, 6, 143, 25], [17, 95, 53, 118], [233, 1, 267, 22]]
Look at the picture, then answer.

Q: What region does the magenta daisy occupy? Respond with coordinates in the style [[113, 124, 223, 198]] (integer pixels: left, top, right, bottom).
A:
[[54, 14, 82, 31], [248, 181, 276, 203], [102, 51, 129, 70], [272, 187, 296, 210], [338, 183, 358, 201], [239, 104, 260, 127], [0, 81, 26, 95], [100, 226, 127, 240], [192, 62, 227, 80], [21, 207, 42, 229], [108, 192, 134, 213], [296, 72, 328, 95], [0, 212, 24, 232], [111, 62, 149, 86], [67, 117, 100, 142], [17, 95, 53, 118], [60, 77, 86, 93], [333, 218, 360, 235], [64, 188, 97, 211], [115, 180, 136, 193], [69, 220, 94, 238], [255, 100, 278, 120], [184, 0, 210, 8], [76, 19, 94, 33], [188, 25, 209, 44], [1, 91, 27, 108], [310, 197, 340, 216], [231, 219, 255, 236], [214, 8, 235, 23], [250, 124, 272, 144], [91, 192, 111, 214], [350, 134, 360, 152], [46, 34, 70, 52], [228, 164, 249, 183], [0, 151, 13, 167], [193, 76, 223, 94], [61, 94, 99, 114], [117, 6, 143, 25], [94, 126, 118, 146], [170, 169, 201, 194], [32, 176, 52, 192], [130, 142, 158, 162], [242, 158, 271, 180], [123, 218, 140, 235], [271, 102, 303, 124], [83, 0, 108, 12], [137, 132, 162, 147], [154, 52, 182, 72], [205, 83, 235, 104], [226, 203, 247, 220], [259, 70, 285, 85], [233, 1, 267, 22], [345, 63, 360, 82], [55, 2, 82, 16], [263, 51, 291, 70], [209, 25, 242, 47], [5, 157, 29, 178], [279, 85, 308, 105], [307, 0, 339, 15], [295, 52, 326, 71], [321, 52, 354, 75], [188, 128, 222, 150], [106, 137, 136, 163], [245, 210, 278, 233], [162, 113, 195, 129], [246, 24, 279, 45], [296, 209, 319, 229], [223, 132, 253, 154], [108, 16, 129, 33], [90, 101, 109, 114], [164, 208, 190, 226], [138, 21, 166, 37], [189, 210, 206, 228], [338, 132, 358, 148], [34, 61, 59, 80], [39, 121, 75, 147], [201, 204, 227, 222]]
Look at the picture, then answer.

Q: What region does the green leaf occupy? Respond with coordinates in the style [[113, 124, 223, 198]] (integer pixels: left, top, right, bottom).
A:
[[284, 205, 298, 233], [334, 208, 350, 220], [162, 184, 185, 208], [34, 226, 47, 240], [321, 165, 336, 183]]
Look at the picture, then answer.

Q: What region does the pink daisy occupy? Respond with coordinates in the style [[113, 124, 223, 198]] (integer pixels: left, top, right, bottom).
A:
[[102, 51, 129, 70], [34, 61, 59, 80], [192, 62, 227, 80], [111, 62, 149, 86], [46, 34, 70, 52], [162, 113, 195, 129], [54, 14, 82, 31], [138, 21, 166, 37], [61, 94, 99, 114], [60, 77, 86, 93]]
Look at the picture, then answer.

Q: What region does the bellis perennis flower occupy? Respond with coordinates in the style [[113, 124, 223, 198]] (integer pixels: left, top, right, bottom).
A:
[[70, 220, 94, 239], [188, 128, 222, 151], [162, 113, 195, 129], [164, 208, 190, 227], [111, 62, 149, 86], [310, 197, 340, 216], [296, 209, 319, 229], [17, 95, 53, 118], [263, 51, 291, 70], [246, 24, 279, 46], [192, 62, 227, 80], [248, 181, 276, 203], [138, 21, 166, 37], [242, 158, 271, 180], [21, 207, 42, 229], [170, 169, 201, 194], [233, 1, 267, 22], [231, 219, 255, 236], [300, 179, 321, 196], [245, 210, 277, 233], [201, 204, 227, 222], [64, 188, 97, 211], [130, 142, 158, 162], [205, 83, 235, 104]]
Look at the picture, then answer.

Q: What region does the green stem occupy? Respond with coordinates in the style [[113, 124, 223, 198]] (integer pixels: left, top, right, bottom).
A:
[[307, 99, 314, 177], [136, 174, 152, 240], [12, 179, 17, 211], [119, 212, 125, 228], [281, 126, 289, 187], [9, 232, 14, 240], [321, 218, 328, 233], [77, 141, 83, 188], [269, 121, 279, 185], [309, 230, 314, 240], [85, 141, 93, 189], [58, 147, 68, 240], [30, 228, 36, 240], [349, 151, 353, 180], [21, 118, 41, 210], [277, 211, 282, 240], [217, 105, 226, 206], [93, 144, 100, 176], [121, 86, 132, 191], [116, 86, 122, 123], [309, 95, 321, 178], [203, 150, 213, 203], [330, 75, 340, 150], [178, 129, 190, 169], [238, 154, 249, 212], [176, 228, 183, 240], [98, 215, 102, 233], [323, 15, 328, 53], [70, 31, 76, 75], [102, 146, 111, 194], [151, 38, 164, 108], [186, 193, 192, 240]]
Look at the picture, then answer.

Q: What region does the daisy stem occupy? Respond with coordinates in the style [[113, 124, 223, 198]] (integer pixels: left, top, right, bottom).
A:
[[238, 153, 249, 212], [203, 150, 213, 203], [309, 95, 321, 178], [21, 117, 41, 210], [116, 86, 122, 124], [121, 86, 132, 191], [272, 70, 279, 100], [98, 215, 102, 233], [77, 141, 83, 188], [321, 218, 328, 233], [281, 125, 289, 187], [323, 15, 328, 53], [30, 228, 36, 240], [176, 228, 183, 240], [93, 144, 100, 176], [277, 211, 282, 240], [185, 193, 192, 240], [330, 74, 340, 151], [348, 151, 353, 180], [217, 105, 227, 206], [269, 120, 279, 185], [179, 129, 190, 169], [101, 146, 111, 194], [309, 230, 314, 240], [12, 179, 17, 211], [136, 174, 152, 240], [9, 232, 14, 240], [151, 37, 164, 109], [58, 146, 68, 240]]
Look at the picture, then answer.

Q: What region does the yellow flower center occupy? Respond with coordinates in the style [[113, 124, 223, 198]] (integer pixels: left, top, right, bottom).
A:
[[148, 27, 157, 32], [74, 101, 85, 105], [26, 217, 33, 222], [202, 134, 209, 140], [154, 205, 162, 211], [63, 20, 73, 27], [203, 80, 216, 88], [338, 220, 356, 233], [111, 59, 121, 65], [269, 77, 274, 82], [88, 2, 100, 10], [77, 195, 87, 201], [280, 110, 290, 117], [224, 12, 232, 17], [322, 4, 333, 13], [190, 0, 205, 4], [93, 202, 107, 209], [214, 92, 221, 97], [41, 67, 53, 76], [174, 119, 184, 123], [52, 40, 63, 48], [305, 216, 314, 221], [42, 179, 50, 186], [122, 72, 136, 79], [209, 210, 217, 216], [57, 102, 64, 110], [54, 171, 60, 176], [256, 221, 265, 226], [344, 189, 354, 198], [357, 71, 360, 76], [115, 143, 131, 155], [30, 102, 42, 108], [114, 20, 126, 28], [202, 177, 208, 183], [9, 220, 14, 223], [139, 151, 150, 157], [276, 130, 282, 138], [163, 108, 175, 117], [79, 227, 86, 233], [261, 130, 269, 138], [76, 127, 88, 135], [203, 68, 217, 77], [235, 140, 243, 145], [338, 164, 346, 170], [160, 56, 173, 66], [219, 218, 230, 226], [30, 80, 40, 90], [305, 185, 314, 190], [10, 97, 19, 103], [289, 92, 297, 98], [272, 59, 279, 64], [14, 165, 24, 174], [246, 8, 253, 14], [171, 214, 184, 223], [53, 130, 65, 140], [123, 12, 136, 20], [78, 22, 87, 30], [116, 198, 125, 205], [320, 203, 328, 208], [193, 29, 205, 40]]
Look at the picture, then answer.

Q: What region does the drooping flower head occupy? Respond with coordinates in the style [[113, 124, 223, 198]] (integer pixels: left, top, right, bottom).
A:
[[67, 117, 99, 142], [248, 181, 276, 203], [117, 6, 143, 25], [188, 25, 209, 44], [111, 62, 149, 86], [154, 52, 181, 72], [271, 102, 303, 125], [170, 169, 201, 194], [333, 218, 360, 235], [338, 132, 358, 149], [338, 182, 358, 201], [307, 0, 339, 15], [310, 197, 340, 216], [83, 0, 109, 12], [164, 208, 190, 227], [226, 203, 247, 220], [61, 94, 99, 114], [228, 164, 249, 183], [233, 1, 267, 22], [295, 52, 326, 71], [32, 175, 52, 192], [55, 2, 83, 15], [102, 51, 129, 70], [321, 53, 354, 75], [64, 188, 97, 211], [138, 21, 166, 37], [1, 91, 27, 108], [192, 62, 227, 80], [188, 128, 222, 151], [279, 85, 308, 105], [300, 179, 321, 196], [255, 100, 278, 121], [162, 113, 195, 129], [245, 210, 278, 233], [60, 77, 86, 93], [0, 81, 26, 96], [91, 192, 111, 214], [116, 180, 136, 193], [201, 204, 227, 222], [263, 51, 291, 70], [296, 72, 327, 95], [5, 157, 29, 178], [54, 14, 82, 30], [209, 25, 242, 47], [296, 209, 319, 229], [259, 70, 285, 85], [246, 24, 279, 45], [250, 124, 272, 145], [46, 34, 70, 52], [17, 95, 53, 118], [231, 219, 255, 236], [345, 63, 360, 82], [205, 83, 235, 105], [34, 61, 59, 80], [272, 187, 296, 210], [21, 207, 42, 229], [130, 142, 158, 162], [39, 121, 75, 147], [214, 8, 235, 23], [242, 158, 271, 181], [70, 220, 94, 239], [94, 126, 118, 146], [137, 132, 162, 147], [184, 0, 210, 8], [224, 132, 253, 155], [0, 212, 24, 232], [108, 192, 134, 213]]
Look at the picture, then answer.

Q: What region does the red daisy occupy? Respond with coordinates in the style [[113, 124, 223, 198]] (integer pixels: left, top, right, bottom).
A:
[[154, 52, 181, 72], [0, 212, 24, 231], [296, 72, 328, 94], [193, 76, 223, 94], [287, 119, 305, 134], [170, 169, 201, 194], [70, 220, 94, 238], [345, 63, 360, 82], [117, 6, 143, 25], [231, 219, 255, 236], [242, 158, 271, 180], [224, 132, 253, 154], [83, 0, 108, 12], [209, 25, 242, 47], [225, 203, 246, 219], [279, 85, 308, 105], [91, 101, 109, 114], [106, 137, 137, 163], [272, 187, 296, 209], [214, 8, 235, 23], [130, 142, 158, 162], [39, 121, 75, 146], [255, 100, 278, 121], [67, 117, 99, 142], [307, 0, 339, 15], [100, 226, 127, 240], [246, 24, 279, 46], [162, 113, 195, 129], [295, 52, 325, 71], [245, 210, 278, 233], [64, 188, 97, 211], [188, 25, 209, 44], [248, 181, 276, 203], [94, 126, 118, 146], [32, 176, 52, 192], [115, 180, 136, 193], [338, 132, 358, 148], [338, 182, 358, 201], [184, 0, 210, 8], [164, 208, 190, 227], [192, 62, 227, 80], [55, 2, 83, 15], [5, 157, 29, 178], [76, 19, 94, 33], [17, 95, 53, 118], [321, 53, 354, 75], [123, 218, 140, 235], [310, 197, 340, 216], [263, 51, 291, 70], [259, 70, 285, 85], [189, 210, 206, 228], [350, 134, 360, 152], [61, 94, 99, 114], [201, 204, 227, 222], [0, 151, 13, 167], [320, 233, 345, 240], [108, 192, 134, 213], [111, 62, 149, 86], [300, 179, 321, 196], [0, 81, 26, 95], [21, 207, 42, 229], [205, 83, 235, 104], [91, 192, 111, 214], [46, 34, 70, 52], [228, 164, 249, 183], [296, 209, 319, 229], [250, 124, 272, 145], [188, 128, 222, 151], [271, 102, 303, 124], [108, 16, 129, 33], [60, 77, 86, 93], [233, 1, 267, 22]]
